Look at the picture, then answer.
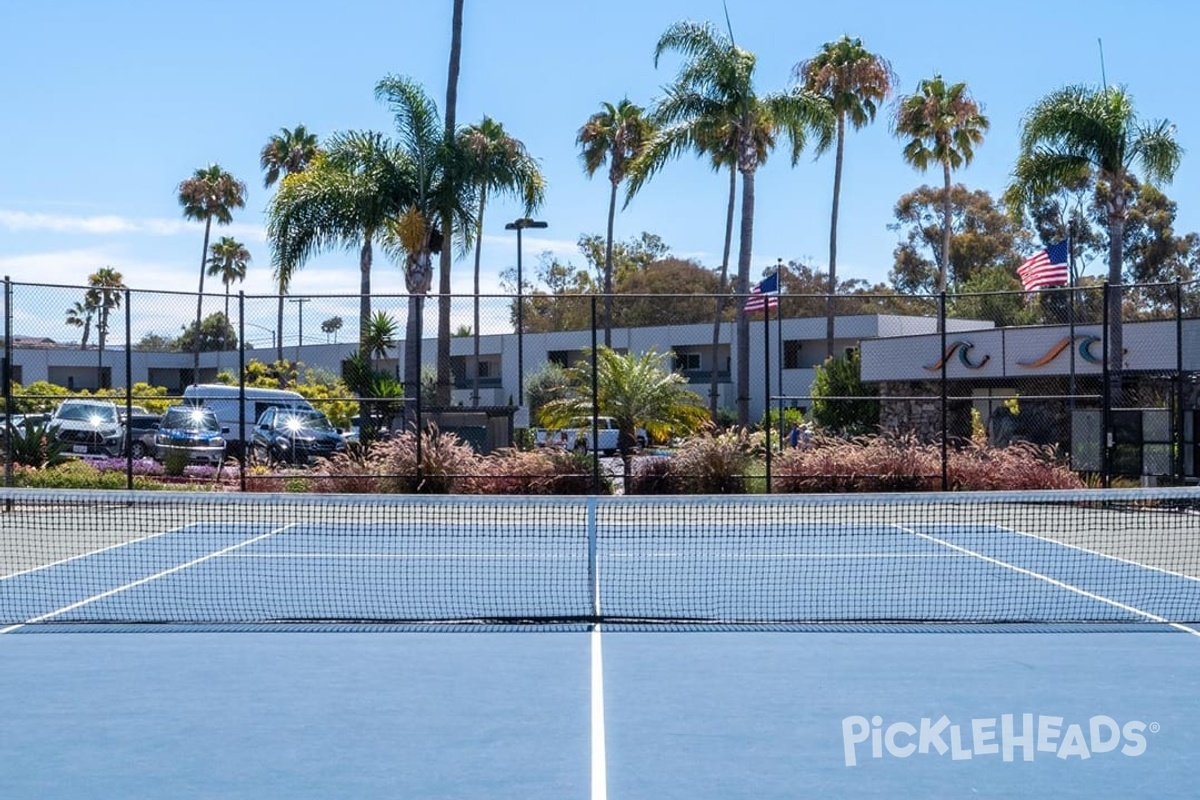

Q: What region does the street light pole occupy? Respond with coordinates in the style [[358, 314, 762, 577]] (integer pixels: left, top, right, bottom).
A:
[[505, 217, 547, 406]]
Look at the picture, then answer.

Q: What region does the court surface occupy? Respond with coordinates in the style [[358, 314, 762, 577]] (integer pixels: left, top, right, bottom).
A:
[[3, 489, 1199, 797], [1, 628, 1197, 799]]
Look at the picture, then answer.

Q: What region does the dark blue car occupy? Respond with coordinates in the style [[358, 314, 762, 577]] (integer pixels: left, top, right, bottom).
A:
[[251, 406, 346, 466]]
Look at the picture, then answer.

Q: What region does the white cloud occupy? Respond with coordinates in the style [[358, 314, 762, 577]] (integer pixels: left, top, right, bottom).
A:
[[0, 209, 265, 241]]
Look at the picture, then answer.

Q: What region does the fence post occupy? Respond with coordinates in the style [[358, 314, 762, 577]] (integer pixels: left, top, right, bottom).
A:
[[939, 291, 948, 492], [238, 291, 246, 492], [590, 294, 600, 494], [3, 276, 11, 489], [1101, 282, 1111, 487], [763, 295, 772, 493], [1175, 279, 1184, 481], [125, 288, 133, 491]]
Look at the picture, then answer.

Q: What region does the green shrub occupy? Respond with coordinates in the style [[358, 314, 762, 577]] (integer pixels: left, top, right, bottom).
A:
[[7, 420, 69, 468], [13, 460, 162, 490]]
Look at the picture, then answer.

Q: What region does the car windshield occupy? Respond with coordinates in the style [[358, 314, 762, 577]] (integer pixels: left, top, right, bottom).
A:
[[56, 403, 118, 423], [161, 407, 220, 431], [276, 410, 334, 432]]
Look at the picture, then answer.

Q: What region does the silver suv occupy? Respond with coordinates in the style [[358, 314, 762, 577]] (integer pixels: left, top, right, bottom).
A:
[[48, 399, 125, 458]]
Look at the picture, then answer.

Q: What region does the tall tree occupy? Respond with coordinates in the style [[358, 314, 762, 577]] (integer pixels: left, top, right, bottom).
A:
[[459, 116, 545, 406], [654, 19, 834, 425], [374, 75, 476, 422], [892, 75, 989, 298], [436, 0, 466, 407], [577, 98, 655, 348], [178, 165, 247, 383], [260, 125, 320, 362], [1005, 85, 1181, 396], [267, 131, 412, 355], [795, 35, 896, 357], [206, 236, 251, 357], [86, 266, 125, 389], [65, 299, 95, 351]]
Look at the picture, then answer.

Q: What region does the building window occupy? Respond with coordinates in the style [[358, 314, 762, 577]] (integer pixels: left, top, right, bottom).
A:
[[783, 340, 802, 369], [477, 361, 490, 378], [674, 352, 701, 371], [548, 350, 569, 367]]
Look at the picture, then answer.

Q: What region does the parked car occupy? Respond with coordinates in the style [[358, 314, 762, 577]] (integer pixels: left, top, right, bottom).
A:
[[154, 406, 226, 465], [124, 413, 162, 459], [541, 416, 647, 455], [251, 407, 346, 466], [47, 399, 125, 458], [182, 384, 314, 457]]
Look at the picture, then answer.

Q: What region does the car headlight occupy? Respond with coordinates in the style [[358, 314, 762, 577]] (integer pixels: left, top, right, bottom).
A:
[[212, 438, 225, 448]]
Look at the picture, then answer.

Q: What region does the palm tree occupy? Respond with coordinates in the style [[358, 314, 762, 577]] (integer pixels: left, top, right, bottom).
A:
[[654, 20, 834, 425], [321, 316, 343, 343], [1006, 84, 1182, 398], [796, 36, 896, 358], [178, 165, 248, 383], [261, 125, 320, 363], [459, 116, 545, 406], [86, 266, 125, 389], [577, 99, 655, 347], [267, 131, 412, 356], [892, 75, 989, 298], [374, 75, 476, 422], [540, 347, 711, 490], [65, 300, 95, 351], [260, 125, 320, 189], [206, 236, 251, 359], [363, 311, 399, 366]]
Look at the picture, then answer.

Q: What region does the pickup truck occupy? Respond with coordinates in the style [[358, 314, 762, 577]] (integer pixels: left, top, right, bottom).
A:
[[538, 417, 646, 456]]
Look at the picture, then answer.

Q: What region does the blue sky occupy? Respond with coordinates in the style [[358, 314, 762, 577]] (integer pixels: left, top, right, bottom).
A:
[[2, 0, 1197, 342]]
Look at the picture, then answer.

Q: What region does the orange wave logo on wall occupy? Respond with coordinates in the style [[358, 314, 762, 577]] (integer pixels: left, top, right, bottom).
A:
[[1018, 335, 1103, 368], [924, 341, 990, 371]]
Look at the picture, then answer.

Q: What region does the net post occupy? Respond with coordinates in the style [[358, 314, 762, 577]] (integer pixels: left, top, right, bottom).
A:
[[587, 495, 599, 621]]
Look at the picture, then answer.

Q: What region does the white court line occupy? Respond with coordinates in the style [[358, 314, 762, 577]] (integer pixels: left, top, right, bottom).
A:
[[995, 524, 1200, 585], [1, 522, 205, 581], [591, 624, 608, 800], [220, 551, 956, 560], [0, 523, 297, 635], [897, 524, 1200, 638]]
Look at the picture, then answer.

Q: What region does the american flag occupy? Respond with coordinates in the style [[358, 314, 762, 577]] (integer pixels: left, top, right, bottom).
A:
[[743, 271, 780, 313], [1017, 239, 1070, 291]]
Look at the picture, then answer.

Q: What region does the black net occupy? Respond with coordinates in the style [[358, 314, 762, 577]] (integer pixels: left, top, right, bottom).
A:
[[3, 487, 1199, 629]]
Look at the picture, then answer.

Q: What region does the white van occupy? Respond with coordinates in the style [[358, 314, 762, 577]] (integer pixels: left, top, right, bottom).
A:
[[182, 384, 313, 454]]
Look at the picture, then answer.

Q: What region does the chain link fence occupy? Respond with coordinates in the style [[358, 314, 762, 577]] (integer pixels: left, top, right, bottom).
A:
[[4, 276, 1199, 492]]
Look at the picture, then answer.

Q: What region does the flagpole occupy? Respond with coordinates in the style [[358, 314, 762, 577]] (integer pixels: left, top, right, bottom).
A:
[[776, 259, 785, 448]]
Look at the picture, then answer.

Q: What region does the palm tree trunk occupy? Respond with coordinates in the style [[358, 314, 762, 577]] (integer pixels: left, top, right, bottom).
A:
[[709, 164, 737, 421], [826, 116, 846, 359], [221, 288, 230, 373], [472, 189, 487, 407], [939, 162, 952, 295], [192, 216, 213, 384], [97, 309, 106, 389], [359, 238, 373, 353], [436, 0, 464, 410], [603, 180, 618, 348], [1107, 209, 1126, 404], [404, 293, 423, 427], [735, 167, 756, 427]]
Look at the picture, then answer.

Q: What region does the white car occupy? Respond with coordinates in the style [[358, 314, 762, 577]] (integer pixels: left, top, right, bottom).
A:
[[47, 399, 125, 458]]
